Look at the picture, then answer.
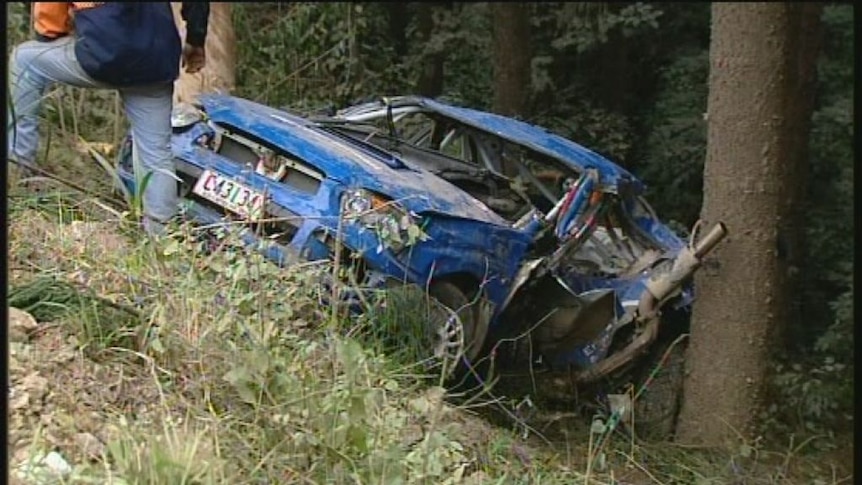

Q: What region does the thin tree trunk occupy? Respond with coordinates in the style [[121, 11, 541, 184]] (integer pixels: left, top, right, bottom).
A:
[[597, 34, 630, 113], [491, 3, 531, 117], [676, 3, 822, 446], [781, 3, 824, 349], [386, 2, 409, 58], [171, 2, 236, 104], [415, 3, 445, 98]]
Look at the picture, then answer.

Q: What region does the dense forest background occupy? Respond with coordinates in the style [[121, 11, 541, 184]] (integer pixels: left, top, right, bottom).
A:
[[227, 2, 853, 442]]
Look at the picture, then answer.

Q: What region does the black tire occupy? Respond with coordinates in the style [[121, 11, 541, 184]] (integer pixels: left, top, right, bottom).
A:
[[632, 341, 686, 441], [428, 281, 489, 364]]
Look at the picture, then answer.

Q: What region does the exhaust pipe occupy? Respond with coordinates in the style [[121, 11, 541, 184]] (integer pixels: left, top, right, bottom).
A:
[[573, 221, 728, 384], [639, 221, 728, 318], [693, 222, 727, 258]]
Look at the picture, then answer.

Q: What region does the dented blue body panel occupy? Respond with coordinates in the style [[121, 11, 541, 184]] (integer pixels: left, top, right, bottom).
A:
[[119, 95, 535, 319], [198, 95, 509, 225], [117, 94, 693, 371]]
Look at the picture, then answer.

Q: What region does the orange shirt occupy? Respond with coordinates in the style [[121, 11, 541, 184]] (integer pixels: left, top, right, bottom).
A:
[[32, 2, 105, 40]]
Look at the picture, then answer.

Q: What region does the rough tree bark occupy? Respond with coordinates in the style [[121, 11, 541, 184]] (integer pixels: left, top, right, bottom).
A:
[[171, 2, 236, 104], [676, 3, 823, 446], [491, 3, 531, 117]]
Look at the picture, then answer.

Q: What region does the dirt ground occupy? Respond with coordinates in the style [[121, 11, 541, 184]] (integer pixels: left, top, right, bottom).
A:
[[9, 305, 166, 483]]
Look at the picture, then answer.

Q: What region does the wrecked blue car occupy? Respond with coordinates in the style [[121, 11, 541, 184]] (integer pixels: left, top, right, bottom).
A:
[[117, 94, 726, 436]]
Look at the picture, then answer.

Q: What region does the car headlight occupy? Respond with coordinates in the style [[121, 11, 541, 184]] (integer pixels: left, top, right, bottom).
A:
[[341, 189, 423, 252], [171, 102, 204, 129]]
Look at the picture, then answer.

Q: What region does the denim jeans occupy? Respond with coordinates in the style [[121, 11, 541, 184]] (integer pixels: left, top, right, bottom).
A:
[[7, 36, 178, 224]]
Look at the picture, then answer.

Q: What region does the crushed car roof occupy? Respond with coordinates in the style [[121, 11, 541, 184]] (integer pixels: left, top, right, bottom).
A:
[[336, 96, 644, 192]]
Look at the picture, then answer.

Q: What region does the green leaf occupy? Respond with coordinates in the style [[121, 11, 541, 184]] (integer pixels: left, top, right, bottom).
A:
[[162, 239, 181, 256], [149, 336, 165, 354], [224, 366, 251, 386], [407, 224, 422, 245], [223, 366, 258, 404]]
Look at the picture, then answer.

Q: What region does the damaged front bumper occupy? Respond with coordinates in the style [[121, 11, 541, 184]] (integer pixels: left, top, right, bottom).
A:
[[499, 220, 728, 383], [570, 221, 727, 383]]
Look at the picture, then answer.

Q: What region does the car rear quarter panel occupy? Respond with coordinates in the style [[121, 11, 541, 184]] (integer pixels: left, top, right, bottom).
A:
[[395, 214, 533, 315]]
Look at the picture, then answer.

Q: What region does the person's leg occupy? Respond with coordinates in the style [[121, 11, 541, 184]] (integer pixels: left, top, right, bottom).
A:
[[7, 37, 106, 170], [119, 83, 178, 228]]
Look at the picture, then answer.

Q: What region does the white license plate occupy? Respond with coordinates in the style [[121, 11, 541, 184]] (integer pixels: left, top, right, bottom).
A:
[[192, 169, 265, 221]]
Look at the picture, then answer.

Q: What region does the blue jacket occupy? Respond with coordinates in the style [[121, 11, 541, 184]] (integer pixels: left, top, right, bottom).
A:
[[33, 2, 210, 87]]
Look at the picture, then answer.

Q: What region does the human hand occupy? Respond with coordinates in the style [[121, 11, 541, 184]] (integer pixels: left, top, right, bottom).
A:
[[182, 44, 206, 73]]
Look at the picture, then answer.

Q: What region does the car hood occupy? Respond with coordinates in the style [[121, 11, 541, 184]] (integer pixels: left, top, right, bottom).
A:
[[338, 96, 644, 193], [197, 95, 508, 226]]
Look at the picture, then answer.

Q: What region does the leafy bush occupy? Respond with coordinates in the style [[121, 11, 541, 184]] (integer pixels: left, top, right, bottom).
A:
[[233, 3, 404, 111]]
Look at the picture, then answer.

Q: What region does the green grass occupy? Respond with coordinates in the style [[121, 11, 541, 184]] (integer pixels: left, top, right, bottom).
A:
[[5, 191, 576, 484], [7, 186, 853, 485]]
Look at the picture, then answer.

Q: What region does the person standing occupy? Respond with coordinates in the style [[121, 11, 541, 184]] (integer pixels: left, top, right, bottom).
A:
[[7, 2, 210, 236]]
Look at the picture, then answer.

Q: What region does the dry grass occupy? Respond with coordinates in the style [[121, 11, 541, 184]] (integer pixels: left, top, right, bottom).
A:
[[7, 182, 853, 485], [6, 189, 586, 484]]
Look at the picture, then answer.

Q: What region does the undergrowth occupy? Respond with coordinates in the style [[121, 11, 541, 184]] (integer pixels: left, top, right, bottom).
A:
[[8, 189, 852, 485], [7, 192, 584, 484]]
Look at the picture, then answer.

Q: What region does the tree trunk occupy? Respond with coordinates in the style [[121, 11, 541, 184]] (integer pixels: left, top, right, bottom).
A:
[[596, 33, 630, 113], [491, 3, 531, 117], [386, 2, 409, 58], [415, 3, 446, 98], [171, 2, 236, 104], [781, 3, 824, 349], [676, 3, 822, 446]]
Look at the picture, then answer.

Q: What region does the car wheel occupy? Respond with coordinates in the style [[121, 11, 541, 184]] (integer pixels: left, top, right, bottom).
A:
[[632, 341, 686, 441], [428, 281, 489, 371]]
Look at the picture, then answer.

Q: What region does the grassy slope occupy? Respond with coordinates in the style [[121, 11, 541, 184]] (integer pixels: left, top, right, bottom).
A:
[[6, 187, 591, 484], [7, 173, 852, 485]]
